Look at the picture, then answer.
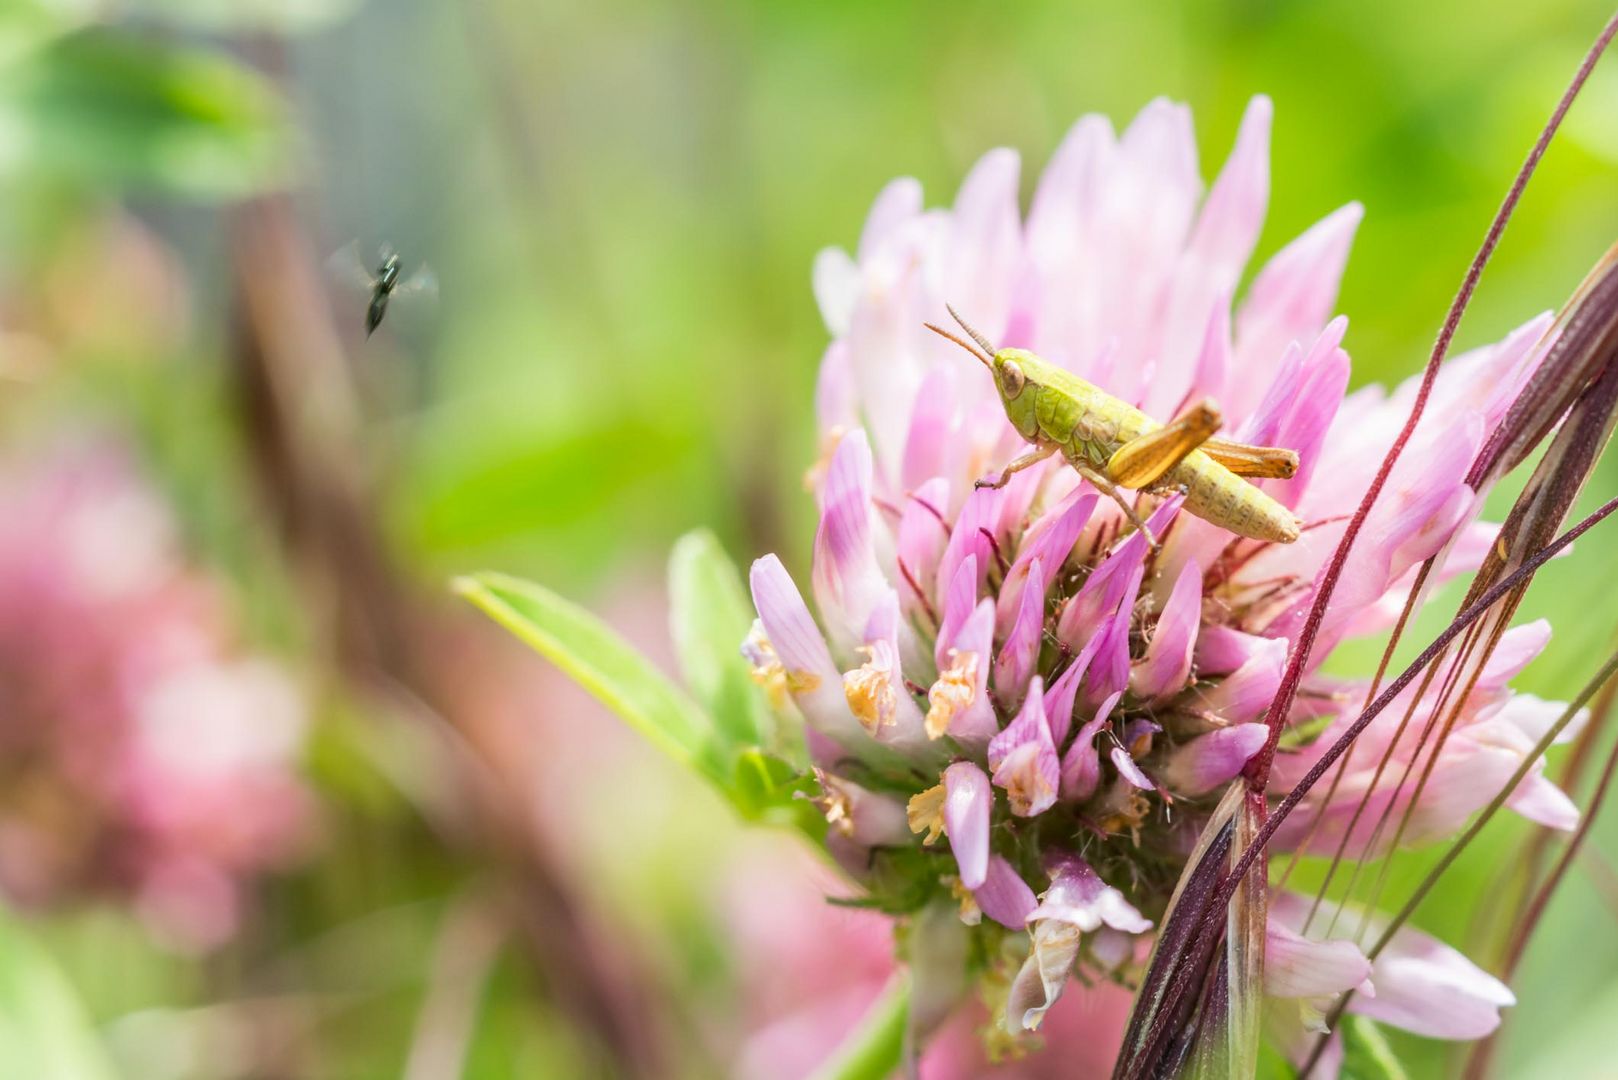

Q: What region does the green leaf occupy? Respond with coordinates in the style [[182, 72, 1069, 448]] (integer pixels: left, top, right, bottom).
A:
[[667, 529, 773, 752], [455, 571, 723, 784], [0, 914, 117, 1080], [0, 30, 297, 197], [1340, 1015, 1410, 1080]]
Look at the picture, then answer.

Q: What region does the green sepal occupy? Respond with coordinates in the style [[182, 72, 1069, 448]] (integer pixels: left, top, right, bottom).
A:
[[729, 746, 824, 838]]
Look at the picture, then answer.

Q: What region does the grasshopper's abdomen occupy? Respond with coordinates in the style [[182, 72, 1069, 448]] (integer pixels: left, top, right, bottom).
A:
[[1168, 453, 1300, 543]]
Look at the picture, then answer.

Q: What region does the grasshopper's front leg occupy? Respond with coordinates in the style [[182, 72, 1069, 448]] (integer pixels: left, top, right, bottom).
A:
[[1076, 464, 1159, 548], [976, 444, 1058, 490]]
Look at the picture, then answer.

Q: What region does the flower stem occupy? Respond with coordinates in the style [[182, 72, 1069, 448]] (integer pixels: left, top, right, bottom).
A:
[[809, 975, 911, 1080]]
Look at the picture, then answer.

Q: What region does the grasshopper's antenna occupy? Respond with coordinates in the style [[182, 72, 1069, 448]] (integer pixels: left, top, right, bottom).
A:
[[946, 303, 998, 357], [924, 321, 992, 368]]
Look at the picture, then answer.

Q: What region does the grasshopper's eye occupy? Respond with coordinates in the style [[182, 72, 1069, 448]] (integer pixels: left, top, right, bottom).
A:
[[999, 359, 1026, 398]]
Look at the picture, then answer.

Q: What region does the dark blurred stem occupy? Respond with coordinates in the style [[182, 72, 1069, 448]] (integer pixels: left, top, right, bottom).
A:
[[227, 197, 663, 1076]]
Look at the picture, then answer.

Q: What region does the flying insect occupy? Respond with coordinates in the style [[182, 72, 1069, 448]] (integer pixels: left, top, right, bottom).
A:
[[330, 244, 437, 337]]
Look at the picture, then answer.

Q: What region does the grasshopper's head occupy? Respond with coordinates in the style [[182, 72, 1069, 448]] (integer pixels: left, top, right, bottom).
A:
[[925, 306, 1041, 440]]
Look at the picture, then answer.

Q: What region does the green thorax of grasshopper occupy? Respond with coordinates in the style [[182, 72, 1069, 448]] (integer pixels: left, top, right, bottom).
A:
[[985, 347, 1152, 469]]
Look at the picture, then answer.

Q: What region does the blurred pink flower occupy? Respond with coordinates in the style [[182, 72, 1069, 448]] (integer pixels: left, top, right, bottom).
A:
[[746, 96, 1564, 1066], [0, 440, 313, 950]]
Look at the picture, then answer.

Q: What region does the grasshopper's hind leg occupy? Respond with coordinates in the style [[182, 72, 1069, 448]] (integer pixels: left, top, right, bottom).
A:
[[1106, 398, 1224, 489], [976, 444, 1058, 490], [1077, 465, 1159, 548]]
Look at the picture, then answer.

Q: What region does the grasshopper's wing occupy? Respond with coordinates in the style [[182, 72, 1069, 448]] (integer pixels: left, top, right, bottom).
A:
[[1106, 399, 1223, 489], [1202, 438, 1299, 479]]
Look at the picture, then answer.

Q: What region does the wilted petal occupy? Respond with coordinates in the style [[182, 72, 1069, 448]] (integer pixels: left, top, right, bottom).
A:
[[974, 855, 1038, 929], [1159, 723, 1268, 796], [943, 761, 992, 889], [1132, 561, 1201, 701], [809, 769, 911, 848], [1008, 919, 1082, 1033], [989, 678, 1060, 817]]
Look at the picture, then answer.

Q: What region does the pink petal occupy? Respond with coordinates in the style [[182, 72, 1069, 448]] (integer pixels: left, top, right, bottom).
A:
[[1351, 921, 1515, 1040], [811, 430, 888, 658], [749, 555, 864, 746], [1060, 691, 1121, 802], [1265, 920, 1373, 1000], [936, 599, 999, 750], [1230, 201, 1363, 418], [895, 478, 952, 627], [1131, 561, 1201, 701], [901, 370, 960, 493], [988, 678, 1060, 817], [1159, 723, 1269, 796], [945, 148, 1023, 339], [1268, 893, 1372, 997], [814, 340, 857, 435], [1189, 633, 1288, 722], [1110, 745, 1154, 790], [993, 556, 1046, 707], [943, 761, 992, 889], [1142, 95, 1271, 417], [1044, 653, 1086, 747], [934, 554, 979, 668], [997, 489, 1097, 636], [974, 855, 1038, 929], [858, 176, 924, 261], [812, 246, 860, 337], [934, 486, 999, 609]]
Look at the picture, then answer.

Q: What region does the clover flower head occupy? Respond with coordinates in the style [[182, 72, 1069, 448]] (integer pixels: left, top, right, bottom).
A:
[[746, 96, 1567, 1064]]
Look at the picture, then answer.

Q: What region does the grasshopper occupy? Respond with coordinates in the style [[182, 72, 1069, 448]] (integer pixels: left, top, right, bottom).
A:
[[926, 307, 1301, 545]]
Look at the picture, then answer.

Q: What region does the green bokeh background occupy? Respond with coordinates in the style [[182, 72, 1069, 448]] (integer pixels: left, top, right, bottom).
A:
[[8, 0, 1618, 1075]]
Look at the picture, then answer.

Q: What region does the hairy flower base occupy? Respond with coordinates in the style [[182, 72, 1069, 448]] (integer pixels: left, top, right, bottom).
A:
[[747, 94, 1570, 1070]]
